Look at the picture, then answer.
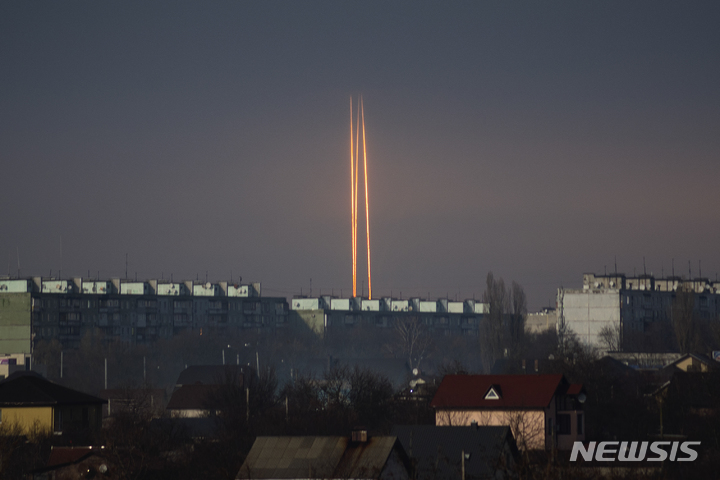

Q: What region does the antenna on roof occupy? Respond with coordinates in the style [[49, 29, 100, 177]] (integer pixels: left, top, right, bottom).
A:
[[643, 257, 646, 276], [614, 256, 617, 275], [672, 258, 675, 277], [699, 260, 702, 278]]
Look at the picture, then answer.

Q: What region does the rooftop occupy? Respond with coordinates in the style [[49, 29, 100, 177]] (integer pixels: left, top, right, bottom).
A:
[[0, 371, 106, 407], [431, 374, 578, 409]]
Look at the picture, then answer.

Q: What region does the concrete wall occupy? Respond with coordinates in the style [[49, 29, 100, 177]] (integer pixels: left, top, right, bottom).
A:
[[0, 293, 32, 354], [558, 289, 621, 345]]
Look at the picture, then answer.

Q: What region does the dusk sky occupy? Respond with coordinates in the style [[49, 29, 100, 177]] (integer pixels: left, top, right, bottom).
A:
[[2, 2, 719, 309]]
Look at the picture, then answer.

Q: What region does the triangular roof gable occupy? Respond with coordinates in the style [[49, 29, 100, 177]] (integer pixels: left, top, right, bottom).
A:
[[431, 374, 566, 409]]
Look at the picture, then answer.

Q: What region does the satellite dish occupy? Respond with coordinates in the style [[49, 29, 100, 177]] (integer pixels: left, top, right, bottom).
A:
[[205, 282, 211, 289], [412, 368, 419, 376], [577, 393, 587, 404]]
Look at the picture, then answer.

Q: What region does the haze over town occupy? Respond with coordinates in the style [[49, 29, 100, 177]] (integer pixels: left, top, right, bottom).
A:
[[2, 2, 719, 309]]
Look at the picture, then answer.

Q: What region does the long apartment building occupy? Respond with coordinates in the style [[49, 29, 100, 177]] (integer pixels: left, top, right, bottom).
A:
[[557, 273, 720, 349], [0, 277, 289, 353], [290, 295, 488, 338]]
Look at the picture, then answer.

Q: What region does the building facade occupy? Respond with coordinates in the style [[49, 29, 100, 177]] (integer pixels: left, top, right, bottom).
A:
[[558, 273, 720, 349], [0, 277, 289, 352], [289, 295, 488, 338]]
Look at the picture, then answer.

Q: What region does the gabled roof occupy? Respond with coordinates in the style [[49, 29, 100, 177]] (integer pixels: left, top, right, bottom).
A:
[[392, 425, 517, 479], [175, 365, 246, 387], [166, 384, 220, 410], [236, 436, 406, 479], [431, 374, 567, 409], [0, 372, 106, 407], [47, 447, 101, 468], [30, 446, 107, 475], [663, 353, 719, 372]]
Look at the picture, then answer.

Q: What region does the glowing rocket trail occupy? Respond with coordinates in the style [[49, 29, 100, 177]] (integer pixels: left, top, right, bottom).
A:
[[361, 97, 372, 299], [349, 95, 372, 299], [350, 97, 356, 298], [355, 97, 360, 282]]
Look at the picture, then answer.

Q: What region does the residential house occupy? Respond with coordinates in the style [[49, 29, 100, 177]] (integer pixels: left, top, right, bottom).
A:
[[662, 353, 719, 373], [431, 374, 585, 450], [235, 430, 411, 479], [30, 446, 110, 480], [0, 371, 105, 434], [167, 364, 245, 418], [392, 425, 518, 479], [166, 384, 221, 418]]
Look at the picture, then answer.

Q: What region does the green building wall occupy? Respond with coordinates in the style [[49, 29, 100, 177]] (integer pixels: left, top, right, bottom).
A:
[[0, 293, 32, 354]]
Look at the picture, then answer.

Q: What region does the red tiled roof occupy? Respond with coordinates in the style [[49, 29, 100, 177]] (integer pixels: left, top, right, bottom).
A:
[[566, 384, 583, 395], [47, 447, 97, 467], [431, 374, 566, 409]]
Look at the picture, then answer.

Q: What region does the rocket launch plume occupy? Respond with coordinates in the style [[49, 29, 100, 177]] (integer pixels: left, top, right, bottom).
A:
[[362, 97, 372, 300], [349, 95, 372, 299], [349, 97, 356, 298]]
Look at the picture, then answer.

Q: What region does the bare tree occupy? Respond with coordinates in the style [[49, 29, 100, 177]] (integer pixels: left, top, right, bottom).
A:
[[394, 316, 434, 371], [481, 272, 509, 371], [598, 323, 622, 352], [508, 281, 527, 357], [435, 408, 472, 426], [672, 285, 696, 353], [501, 410, 546, 452]]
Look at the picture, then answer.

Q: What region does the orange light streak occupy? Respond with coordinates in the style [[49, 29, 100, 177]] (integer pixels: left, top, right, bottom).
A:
[[349, 97, 356, 297], [354, 98, 361, 296], [361, 97, 371, 300]]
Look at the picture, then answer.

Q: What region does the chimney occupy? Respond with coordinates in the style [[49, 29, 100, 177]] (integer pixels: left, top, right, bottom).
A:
[[351, 428, 368, 443]]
